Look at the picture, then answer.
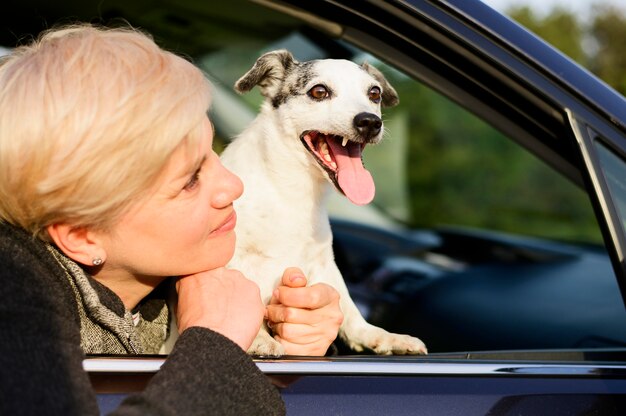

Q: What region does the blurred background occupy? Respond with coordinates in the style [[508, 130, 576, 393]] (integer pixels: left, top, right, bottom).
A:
[[483, 0, 626, 96]]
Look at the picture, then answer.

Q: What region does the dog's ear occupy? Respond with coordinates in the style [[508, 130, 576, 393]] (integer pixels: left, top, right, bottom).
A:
[[235, 50, 297, 98], [361, 62, 399, 108]]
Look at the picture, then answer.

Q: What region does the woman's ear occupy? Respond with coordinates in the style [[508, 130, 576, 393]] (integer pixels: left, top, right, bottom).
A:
[[46, 223, 106, 267]]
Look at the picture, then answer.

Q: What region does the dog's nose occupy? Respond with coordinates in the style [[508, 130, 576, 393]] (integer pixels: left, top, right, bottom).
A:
[[353, 112, 382, 140]]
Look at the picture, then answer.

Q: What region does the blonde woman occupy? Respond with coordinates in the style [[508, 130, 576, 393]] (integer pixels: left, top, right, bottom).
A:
[[0, 25, 342, 415]]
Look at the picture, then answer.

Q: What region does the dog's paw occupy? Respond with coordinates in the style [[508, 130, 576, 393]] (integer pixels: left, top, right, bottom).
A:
[[247, 330, 285, 357], [344, 326, 427, 355], [371, 332, 428, 355]]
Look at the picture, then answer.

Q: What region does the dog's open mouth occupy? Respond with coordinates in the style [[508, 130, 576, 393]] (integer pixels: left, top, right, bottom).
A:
[[301, 130, 375, 205]]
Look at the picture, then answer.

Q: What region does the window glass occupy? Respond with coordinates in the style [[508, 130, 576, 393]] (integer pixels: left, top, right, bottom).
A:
[[596, 140, 626, 234]]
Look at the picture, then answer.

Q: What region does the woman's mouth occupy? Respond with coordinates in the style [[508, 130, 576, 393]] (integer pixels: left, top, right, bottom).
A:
[[210, 211, 237, 235]]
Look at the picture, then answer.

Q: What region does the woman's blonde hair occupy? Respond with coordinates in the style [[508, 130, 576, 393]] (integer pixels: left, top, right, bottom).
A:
[[0, 24, 211, 239]]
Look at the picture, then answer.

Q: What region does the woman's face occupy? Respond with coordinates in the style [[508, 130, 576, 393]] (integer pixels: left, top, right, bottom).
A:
[[99, 117, 243, 279]]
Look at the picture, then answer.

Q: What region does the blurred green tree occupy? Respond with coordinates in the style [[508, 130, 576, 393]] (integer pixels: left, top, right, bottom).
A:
[[508, 6, 586, 64], [589, 5, 626, 95], [507, 2, 626, 95], [377, 72, 600, 242]]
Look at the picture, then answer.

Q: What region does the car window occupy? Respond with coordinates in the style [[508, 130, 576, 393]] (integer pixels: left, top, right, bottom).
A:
[[62, 2, 620, 356], [203, 36, 602, 246], [195, 27, 626, 354]]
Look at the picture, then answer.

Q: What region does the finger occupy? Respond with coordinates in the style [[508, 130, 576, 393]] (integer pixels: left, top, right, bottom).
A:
[[281, 267, 308, 288], [276, 283, 339, 309], [269, 288, 280, 305], [271, 323, 329, 344], [267, 304, 327, 326], [273, 334, 332, 356], [269, 268, 308, 306], [269, 268, 307, 305]]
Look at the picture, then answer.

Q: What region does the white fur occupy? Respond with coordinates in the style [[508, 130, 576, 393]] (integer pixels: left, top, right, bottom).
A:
[[221, 52, 427, 356]]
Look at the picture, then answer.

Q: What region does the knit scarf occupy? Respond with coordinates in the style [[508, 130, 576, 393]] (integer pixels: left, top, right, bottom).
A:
[[46, 245, 169, 354]]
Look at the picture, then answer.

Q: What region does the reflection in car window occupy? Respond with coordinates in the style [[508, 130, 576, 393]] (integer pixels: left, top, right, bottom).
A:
[[596, 140, 626, 234]]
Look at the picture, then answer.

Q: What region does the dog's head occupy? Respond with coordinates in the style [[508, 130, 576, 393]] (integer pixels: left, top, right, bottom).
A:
[[235, 49, 399, 205]]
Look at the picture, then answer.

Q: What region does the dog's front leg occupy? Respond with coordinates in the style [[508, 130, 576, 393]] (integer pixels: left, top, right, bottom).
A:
[[339, 297, 427, 355], [317, 262, 428, 355]]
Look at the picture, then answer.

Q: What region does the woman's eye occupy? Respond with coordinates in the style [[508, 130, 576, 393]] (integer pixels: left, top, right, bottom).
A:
[[183, 169, 201, 191], [369, 86, 381, 103], [307, 84, 330, 100]]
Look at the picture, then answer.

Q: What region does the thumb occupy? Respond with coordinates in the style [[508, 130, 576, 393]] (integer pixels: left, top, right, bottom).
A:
[[281, 267, 308, 288], [270, 268, 307, 305]]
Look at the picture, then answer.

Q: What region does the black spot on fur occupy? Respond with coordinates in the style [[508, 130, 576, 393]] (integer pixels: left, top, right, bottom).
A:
[[279, 52, 296, 72], [271, 61, 315, 108], [234, 50, 297, 96], [271, 92, 288, 108], [236, 60, 275, 92]]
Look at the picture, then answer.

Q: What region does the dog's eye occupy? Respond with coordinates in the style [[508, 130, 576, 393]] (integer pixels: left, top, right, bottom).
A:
[[308, 85, 330, 100], [369, 86, 382, 103]]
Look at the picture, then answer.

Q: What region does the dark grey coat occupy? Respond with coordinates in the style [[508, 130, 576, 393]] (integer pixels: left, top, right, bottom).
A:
[[0, 221, 285, 415]]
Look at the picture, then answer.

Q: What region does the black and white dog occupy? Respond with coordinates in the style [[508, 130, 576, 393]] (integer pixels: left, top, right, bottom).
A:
[[221, 50, 427, 356]]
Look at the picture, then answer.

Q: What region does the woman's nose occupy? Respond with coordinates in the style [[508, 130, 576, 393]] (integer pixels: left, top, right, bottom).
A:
[[212, 162, 244, 208]]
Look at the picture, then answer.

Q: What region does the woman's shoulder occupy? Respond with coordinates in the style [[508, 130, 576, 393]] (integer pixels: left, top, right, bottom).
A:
[[1, 221, 61, 281], [0, 220, 48, 259], [0, 220, 79, 322]]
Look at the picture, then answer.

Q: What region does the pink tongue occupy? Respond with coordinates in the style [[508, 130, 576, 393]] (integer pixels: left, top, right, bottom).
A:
[[326, 138, 375, 205]]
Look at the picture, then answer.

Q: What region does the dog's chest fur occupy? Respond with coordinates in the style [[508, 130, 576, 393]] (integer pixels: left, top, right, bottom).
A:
[[222, 106, 335, 300]]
